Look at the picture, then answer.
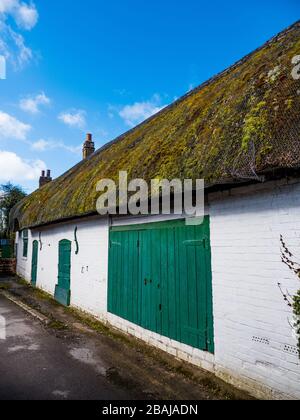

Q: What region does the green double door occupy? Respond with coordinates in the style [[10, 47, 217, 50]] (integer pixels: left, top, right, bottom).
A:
[[55, 239, 71, 306], [31, 240, 39, 286], [108, 218, 214, 353]]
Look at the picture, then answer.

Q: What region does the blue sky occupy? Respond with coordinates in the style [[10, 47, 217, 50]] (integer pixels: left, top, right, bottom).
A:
[[0, 0, 299, 192]]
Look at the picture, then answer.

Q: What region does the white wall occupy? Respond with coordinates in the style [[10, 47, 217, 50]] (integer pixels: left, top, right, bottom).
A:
[[15, 178, 300, 399], [16, 216, 110, 318], [209, 178, 300, 400], [16, 230, 33, 280]]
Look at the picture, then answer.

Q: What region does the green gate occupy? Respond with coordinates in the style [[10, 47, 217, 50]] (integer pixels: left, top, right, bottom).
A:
[[108, 218, 214, 353], [55, 239, 71, 306], [0, 240, 12, 259], [31, 240, 39, 286]]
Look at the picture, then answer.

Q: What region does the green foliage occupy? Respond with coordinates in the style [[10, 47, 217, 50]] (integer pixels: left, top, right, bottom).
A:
[[0, 183, 26, 237], [294, 291, 300, 354], [242, 101, 267, 151], [280, 235, 300, 357]]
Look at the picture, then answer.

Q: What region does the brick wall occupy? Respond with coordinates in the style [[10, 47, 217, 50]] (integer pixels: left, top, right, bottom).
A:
[[16, 216, 109, 317], [209, 178, 300, 400], [15, 178, 300, 399]]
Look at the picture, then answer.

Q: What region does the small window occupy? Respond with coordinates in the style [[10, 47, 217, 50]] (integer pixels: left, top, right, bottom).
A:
[[22, 230, 28, 258]]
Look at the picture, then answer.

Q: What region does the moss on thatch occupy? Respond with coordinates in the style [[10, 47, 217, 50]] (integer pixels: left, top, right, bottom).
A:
[[11, 21, 300, 229]]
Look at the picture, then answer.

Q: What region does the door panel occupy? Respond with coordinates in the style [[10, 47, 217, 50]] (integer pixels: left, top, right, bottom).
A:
[[151, 229, 162, 335], [108, 218, 214, 352], [55, 239, 71, 306], [161, 227, 177, 340], [139, 229, 151, 330], [31, 240, 38, 286], [177, 226, 208, 350], [108, 231, 140, 324], [138, 229, 162, 333]]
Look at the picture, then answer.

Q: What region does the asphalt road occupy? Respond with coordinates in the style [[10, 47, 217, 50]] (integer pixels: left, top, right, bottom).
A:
[[0, 294, 129, 400], [0, 278, 251, 401]]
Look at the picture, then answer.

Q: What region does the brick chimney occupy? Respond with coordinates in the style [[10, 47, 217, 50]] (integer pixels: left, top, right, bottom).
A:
[[39, 170, 52, 188], [82, 133, 95, 160]]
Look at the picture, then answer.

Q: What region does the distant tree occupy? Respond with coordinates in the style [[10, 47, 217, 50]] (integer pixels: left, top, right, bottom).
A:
[[0, 183, 26, 238]]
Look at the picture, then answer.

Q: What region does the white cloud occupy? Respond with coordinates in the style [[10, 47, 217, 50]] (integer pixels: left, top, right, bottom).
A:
[[58, 110, 86, 129], [14, 2, 38, 30], [30, 139, 50, 151], [0, 1, 38, 68], [31, 139, 81, 154], [119, 94, 166, 127], [0, 23, 33, 68], [0, 0, 38, 29], [0, 0, 17, 14], [0, 111, 31, 140], [8, 26, 32, 65], [0, 150, 45, 182], [20, 92, 51, 114]]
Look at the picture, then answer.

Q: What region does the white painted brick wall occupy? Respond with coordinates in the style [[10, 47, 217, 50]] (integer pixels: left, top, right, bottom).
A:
[[15, 178, 300, 399], [16, 216, 110, 317], [16, 230, 33, 280], [106, 312, 216, 371], [209, 179, 300, 400]]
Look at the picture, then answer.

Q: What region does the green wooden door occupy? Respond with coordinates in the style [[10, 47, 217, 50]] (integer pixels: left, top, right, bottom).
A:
[[108, 231, 140, 324], [31, 240, 39, 286], [139, 229, 162, 333], [55, 239, 71, 306], [175, 226, 209, 350], [0, 240, 12, 259], [108, 218, 214, 353]]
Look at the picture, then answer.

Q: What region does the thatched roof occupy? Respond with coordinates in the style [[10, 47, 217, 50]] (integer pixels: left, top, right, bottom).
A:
[[11, 21, 300, 229]]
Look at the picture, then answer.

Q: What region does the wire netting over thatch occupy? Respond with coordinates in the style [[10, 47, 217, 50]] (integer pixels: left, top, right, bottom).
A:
[[11, 21, 300, 229]]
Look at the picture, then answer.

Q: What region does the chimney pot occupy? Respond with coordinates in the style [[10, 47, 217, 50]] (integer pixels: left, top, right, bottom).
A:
[[83, 133, 95, 160], [39, 169, 52, 189]]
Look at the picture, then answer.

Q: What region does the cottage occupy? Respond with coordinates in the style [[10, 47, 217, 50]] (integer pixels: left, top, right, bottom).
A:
[[10, 22, 300, 399]]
